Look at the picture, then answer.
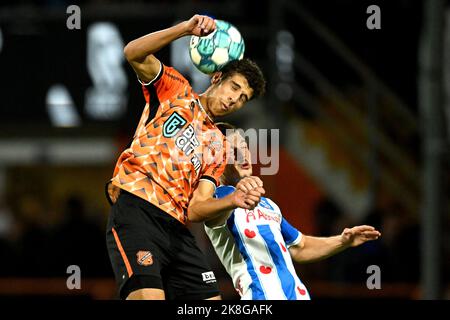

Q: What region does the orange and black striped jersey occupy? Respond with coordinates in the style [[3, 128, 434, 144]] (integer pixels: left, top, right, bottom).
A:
[[110, 62, 226, 224]]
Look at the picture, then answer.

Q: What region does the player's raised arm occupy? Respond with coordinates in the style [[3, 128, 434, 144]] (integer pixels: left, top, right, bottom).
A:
[[289, 225, 381, 264], [123, 14, 216, 83]]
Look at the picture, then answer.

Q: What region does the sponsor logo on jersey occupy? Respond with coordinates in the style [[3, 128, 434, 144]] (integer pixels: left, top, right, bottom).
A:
[[201, 271, 217, 283], [175, 124, 201, 172], [245, 208, 281, 224], [175, 124, 199, 156]]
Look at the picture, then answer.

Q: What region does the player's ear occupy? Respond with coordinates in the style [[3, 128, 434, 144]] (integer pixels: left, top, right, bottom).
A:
[[211, 72, 222, 85]]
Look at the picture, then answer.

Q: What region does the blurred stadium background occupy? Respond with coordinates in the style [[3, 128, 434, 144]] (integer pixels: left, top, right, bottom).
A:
[[0, 0, 449, 300]]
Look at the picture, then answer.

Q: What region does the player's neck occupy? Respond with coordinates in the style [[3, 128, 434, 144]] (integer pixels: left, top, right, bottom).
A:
[[198, 94, 214, 120]]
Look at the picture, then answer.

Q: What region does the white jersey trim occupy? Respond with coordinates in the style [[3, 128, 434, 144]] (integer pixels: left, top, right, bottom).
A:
[[205, 222, 227, 230], [137, 61, 163, 86], [199, 178, 217, 190], [286, 232, 303, 248]]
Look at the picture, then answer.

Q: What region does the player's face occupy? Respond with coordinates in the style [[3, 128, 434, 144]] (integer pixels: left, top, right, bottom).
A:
[[208, 73, 253, 117], [226, 132, 252, 179]]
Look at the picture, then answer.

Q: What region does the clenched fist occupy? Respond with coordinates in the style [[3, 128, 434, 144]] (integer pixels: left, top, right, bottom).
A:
[[233, 176, 265, 210], [184, 14, 216, 37]]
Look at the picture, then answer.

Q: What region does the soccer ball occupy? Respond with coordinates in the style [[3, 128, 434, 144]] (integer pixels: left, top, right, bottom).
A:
[[189, 20, 245, 74]]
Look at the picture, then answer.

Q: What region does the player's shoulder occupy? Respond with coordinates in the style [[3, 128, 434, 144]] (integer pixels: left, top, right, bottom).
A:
[[259, 197, 282, 214], [154, 63, 198, 102], [160, 64, 190, 85], [214, 185, 236, 199]]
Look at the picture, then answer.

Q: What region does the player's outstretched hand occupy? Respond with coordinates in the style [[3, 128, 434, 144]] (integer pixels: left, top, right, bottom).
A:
[[185, 14, 216, 37], [340, 225, 381, 247]]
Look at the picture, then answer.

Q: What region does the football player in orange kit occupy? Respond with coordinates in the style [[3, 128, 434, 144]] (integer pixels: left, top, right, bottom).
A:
[[105, 14, 266, 300]]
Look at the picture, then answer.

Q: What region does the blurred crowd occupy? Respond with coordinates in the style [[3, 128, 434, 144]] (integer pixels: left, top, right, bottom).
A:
[[0, 193, 112, 278], [302, 198, 422, 284]]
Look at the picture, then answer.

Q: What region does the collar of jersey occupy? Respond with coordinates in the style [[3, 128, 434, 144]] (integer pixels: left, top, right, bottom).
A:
[[196, 98, 214, 124]]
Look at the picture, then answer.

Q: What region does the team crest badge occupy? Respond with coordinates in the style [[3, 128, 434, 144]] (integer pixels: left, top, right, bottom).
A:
[[163, 112, 187, 137], [136, 250, 153, 266]]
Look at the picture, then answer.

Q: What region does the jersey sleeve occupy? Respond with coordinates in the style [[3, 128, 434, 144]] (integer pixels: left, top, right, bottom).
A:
[[281, 217, 303, 248], [136, 62, 193, 130], [139, 62, 191, 105], [214, 185, 236, 199]]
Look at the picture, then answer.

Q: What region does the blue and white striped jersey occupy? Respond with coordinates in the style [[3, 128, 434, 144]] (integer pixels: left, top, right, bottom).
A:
[[205, 185, 311, 300]]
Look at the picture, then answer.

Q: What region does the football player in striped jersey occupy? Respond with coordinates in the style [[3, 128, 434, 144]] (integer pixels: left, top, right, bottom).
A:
[[205, 123, 381, 300]]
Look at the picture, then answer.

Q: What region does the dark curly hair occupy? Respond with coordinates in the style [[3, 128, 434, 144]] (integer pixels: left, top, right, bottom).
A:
[[219, 58, 266, 99]]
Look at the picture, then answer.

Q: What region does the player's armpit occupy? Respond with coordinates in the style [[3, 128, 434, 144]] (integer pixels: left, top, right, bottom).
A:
[[127, 54, 162, 84]]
